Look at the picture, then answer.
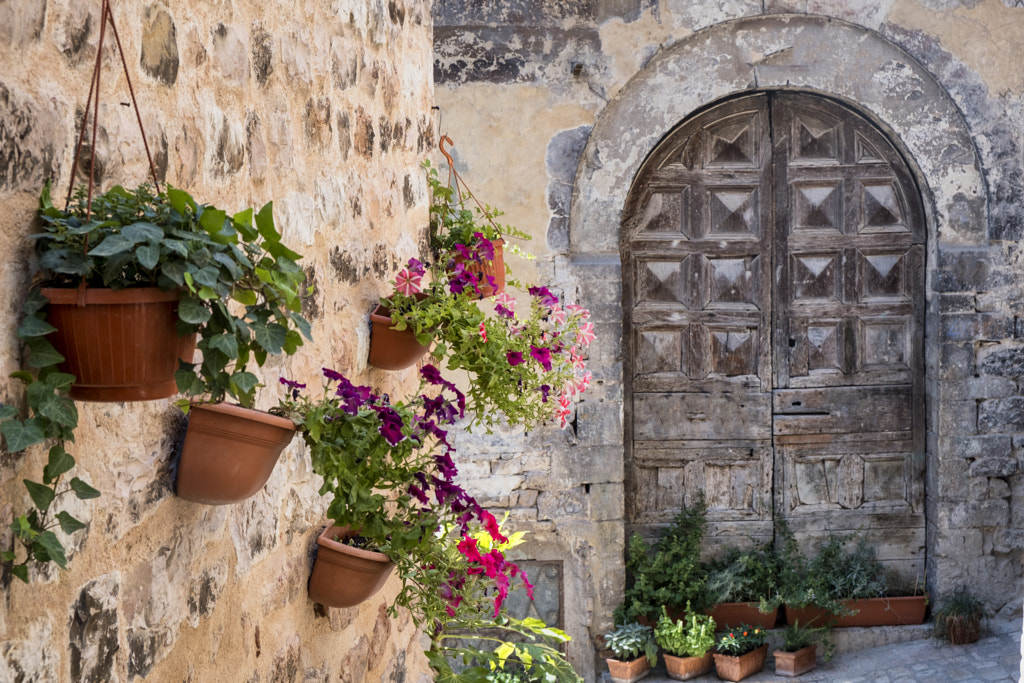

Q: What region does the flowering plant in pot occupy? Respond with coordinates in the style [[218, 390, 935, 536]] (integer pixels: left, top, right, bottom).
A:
[[653, 604, 716, 681], [418, 517, 582, 682], [382, 256, 594, 431], [603, 622, 657, 683], [713, 625, 769, 682]]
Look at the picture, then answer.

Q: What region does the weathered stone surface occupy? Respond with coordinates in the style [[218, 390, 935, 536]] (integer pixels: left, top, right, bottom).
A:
[[211, 22, 249, 83], [0, 0, 46, 48], [1, 619, 60, 682], [251, 25, 274, 87], [69, 574, 120, 683], [537, 486, 588, 520], [0, 83, 63, 194], [978, 343, 1024, 377], [141, 4, 179, 85], [979, 398, 1024, 434]]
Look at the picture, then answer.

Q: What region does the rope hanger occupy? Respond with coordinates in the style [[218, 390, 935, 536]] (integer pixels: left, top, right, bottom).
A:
[[67, 0, 161, 220]]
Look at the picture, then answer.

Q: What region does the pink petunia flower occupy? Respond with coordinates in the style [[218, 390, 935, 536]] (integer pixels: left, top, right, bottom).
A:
[[549, 303, 567, 326], [479, 321, 487, 342], [565, 304, 590, 320], [576, 321, 596, 347], [494, 292, 517, 316], [395, 268, 422, 295]]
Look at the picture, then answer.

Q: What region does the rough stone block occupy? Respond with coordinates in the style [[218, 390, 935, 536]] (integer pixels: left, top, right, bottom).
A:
[[977, 342, 1024, 377], [588, 483, 624, 521], [575, 398, 623, 448], [490, 458, 523, 476], [517, 489, 539, 507], [537, 487, 588, 520], [70, 573, 121, 683], [972, 499, 1010, 528], [551, 445, 624, 486], [969, 454, 1018, 478], [944, 434, 1012, 460], [460, 475, 525, 506], [964, 376, 1018, 399], [456, 460, 491, 479], [211, 23, 250, 83], [141, 4, 179, 86], [936, 247, 996, 290], [0, 83, 64, 194], [978, 397, 1024, 433], [939, 293, 976, 313], [938, 342, 975, 379], [987, 477, 1011, 499], [938, 400, 977, 436], [507, 507, 539, 522]]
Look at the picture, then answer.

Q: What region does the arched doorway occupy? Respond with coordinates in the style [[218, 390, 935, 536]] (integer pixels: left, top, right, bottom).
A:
[[622, 91, 926, 575]]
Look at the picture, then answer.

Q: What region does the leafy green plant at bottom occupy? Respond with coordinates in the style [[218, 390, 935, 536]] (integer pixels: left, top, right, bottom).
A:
[[716, 624, 767, 657], [654, 603, 715, 658], [781, 619, 834, 661], [932, 586, 984, 641], [603, 622, 657, 665], [1, 291, 99, 582]]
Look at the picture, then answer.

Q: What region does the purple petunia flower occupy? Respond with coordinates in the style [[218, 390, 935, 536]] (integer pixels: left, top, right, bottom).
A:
[[506, 351, 524, 366], [528, 285, 559, 307], [530, 345, 553, 371]]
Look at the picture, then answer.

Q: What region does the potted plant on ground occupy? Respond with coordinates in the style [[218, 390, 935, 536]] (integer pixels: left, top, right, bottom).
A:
[[772, 619, 834, 677], [933, 587, 983, 645], [704, 541, 781, 629], [615, 497, 708, 625], [713, 625, 769, 682], [603, 622, 657, 683], [653, 604, 715, 681]]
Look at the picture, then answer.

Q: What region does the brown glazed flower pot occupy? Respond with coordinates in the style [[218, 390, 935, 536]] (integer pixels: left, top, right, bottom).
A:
[[663, 652, 713, 681], [947, 613, 981, 645], [773, 644, 817, 677], [368, 302, 431, 371], [606, 655, 651, 683], [713, 644, 768, 682], [176, 403, 296, 505], [709, 603, 779, 629], [453, 238, 505, 297], [308, 525, 396, 608], [41, 287, 196, 401]]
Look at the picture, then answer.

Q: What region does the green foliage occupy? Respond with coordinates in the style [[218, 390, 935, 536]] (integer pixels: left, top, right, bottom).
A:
[[34, 182, 311, 409], [781, 620, 835, 661], [1, 292, 98, 582], [932, 586, 984, 640], [811, 535, 887, 601], [603, 622, 657, 665], [615, 498, 708, 624], [654, 604, 716, 658], [704, 542, 781, 608], [716, 625, 767, 657]]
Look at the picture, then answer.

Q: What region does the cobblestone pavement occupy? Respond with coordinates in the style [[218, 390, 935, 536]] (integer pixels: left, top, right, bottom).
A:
[[631, 628, 1021, 683]]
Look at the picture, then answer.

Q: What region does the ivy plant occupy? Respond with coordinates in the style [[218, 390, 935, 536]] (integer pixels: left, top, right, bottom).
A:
[[34, 182, 312, 409], [1, 290, 99, 582]]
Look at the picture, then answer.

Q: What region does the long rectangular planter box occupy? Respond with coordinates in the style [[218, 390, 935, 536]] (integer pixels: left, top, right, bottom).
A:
[[785, 595, 927, 627], [708, 602, 779, 629]]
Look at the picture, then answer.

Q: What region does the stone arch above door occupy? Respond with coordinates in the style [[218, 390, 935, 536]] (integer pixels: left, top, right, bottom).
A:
[[568, 14, 987, 257]]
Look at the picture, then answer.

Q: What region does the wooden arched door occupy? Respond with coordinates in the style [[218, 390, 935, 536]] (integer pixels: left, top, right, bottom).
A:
[[622, 92, 926, 576]]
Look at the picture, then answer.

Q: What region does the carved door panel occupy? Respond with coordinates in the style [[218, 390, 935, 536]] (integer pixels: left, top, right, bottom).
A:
[[624, 92, 925, 569], [623, 95, 775, 546], [771, 94, 926, 576]]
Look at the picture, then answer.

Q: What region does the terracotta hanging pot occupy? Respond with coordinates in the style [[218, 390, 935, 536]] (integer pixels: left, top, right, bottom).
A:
[[308, 525, 396, 608], [709, 603, 779, 629], [368, 299, 430, 371], [773, 644, 817, 678], [175, 403, 296, 505], [713, 644, 768, 682], [663, 651, 713, 681], [41, 287, 196, 402], [452, 238, 505, 297], [605, 655, 651, 683]]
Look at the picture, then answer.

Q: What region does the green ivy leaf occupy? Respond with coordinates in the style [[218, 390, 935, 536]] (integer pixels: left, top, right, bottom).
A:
[[35, 531, 67, 569], [44, 372, 76, 393], [167, 187, 196, 216], [1, 419, 45, 452], [232, 288, 258, 306], [17, 316, 57, 338], [122, 222, 164, 243], [0, 405, 18, 420], [162, 238, 189, 257], [208, 333, 239, 360], [231, 372, 259, 397], [177, 298, 212, 324], [213, 252, 245, 281], [38, 394, 78, 428], [255, 201, 280, 242], [253, 322, 286, 355], [292, 313, 313, 341], [22, 288, 50, 315], [56, 511, 87, 534], [25, 337, 65, 369], [136, 243, 161, 270], [88, 234, 135, 257], [23, 480, 55, 511], [69, 477, 101, 500], [43, 445, 75, 484], [11, 564, 29, 583]]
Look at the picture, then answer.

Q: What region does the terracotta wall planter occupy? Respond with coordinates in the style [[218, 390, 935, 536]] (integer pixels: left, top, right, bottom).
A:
[[368, 301, 430, 371], [176, 403, 296, 504], [308, 525, 395, 608], [709, 602, 779, 629], [786, 596, 928, 627], [713, 644, 768, 682], [42, 287, 196, 401], [606, 655, 651, 683], [663, 652, 713, 681], [453, 238, 505, 297], [773, 644, 816, 677], [946, 613, 981, 645]]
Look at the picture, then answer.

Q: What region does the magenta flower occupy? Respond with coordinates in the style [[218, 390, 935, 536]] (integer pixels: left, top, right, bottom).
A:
[[406, 257, 426, 276], [506, 351, 524, 366], [457, 536, 483, 563], [528, 285, 558, 307], [530, 345, 553, 372], [480, 510, 509, 543]]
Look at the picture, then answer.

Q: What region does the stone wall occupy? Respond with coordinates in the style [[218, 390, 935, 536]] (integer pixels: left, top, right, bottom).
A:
[[435, 0, 1024, 675], [1, 1, 436, 681]]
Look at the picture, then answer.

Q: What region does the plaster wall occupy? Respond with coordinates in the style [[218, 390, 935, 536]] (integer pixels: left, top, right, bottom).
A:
[[435, 0, 1024, 675], [1, 1, 436, 681]]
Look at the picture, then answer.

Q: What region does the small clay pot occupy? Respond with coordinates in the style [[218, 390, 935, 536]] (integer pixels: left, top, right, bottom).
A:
[[308, 525, 395, 608]]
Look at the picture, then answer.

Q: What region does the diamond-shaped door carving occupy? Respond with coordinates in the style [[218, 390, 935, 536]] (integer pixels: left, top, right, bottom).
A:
[[792, 112, 841, 163], [637, 189, 689, 236], [709, 188, 758, 236], [861, 182, 905, 230], [705, 112, 761, 168], [792, 254, 840, 301], [636, 330, 683, 375], [709, 328, 758, 377], [861, 251, 908, 300], [709, 256, 760, 306], [862, 318, 909, 368], [794, 183, 841, 232]]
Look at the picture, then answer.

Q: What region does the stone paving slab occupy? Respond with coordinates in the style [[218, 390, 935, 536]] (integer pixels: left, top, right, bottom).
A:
[[603, 628, 1021, 683]]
